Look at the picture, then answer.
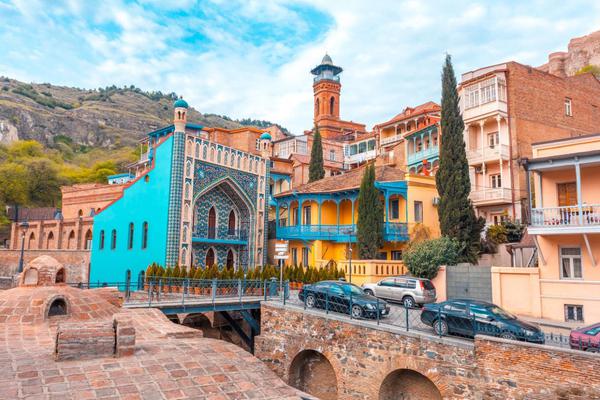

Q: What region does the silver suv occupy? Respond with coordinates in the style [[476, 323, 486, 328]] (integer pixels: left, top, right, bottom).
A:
[[362, 276, 436, 308]]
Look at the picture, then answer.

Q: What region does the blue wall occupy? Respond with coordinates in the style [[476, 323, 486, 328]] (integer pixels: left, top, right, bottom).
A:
[[90, 136, 174, 284]]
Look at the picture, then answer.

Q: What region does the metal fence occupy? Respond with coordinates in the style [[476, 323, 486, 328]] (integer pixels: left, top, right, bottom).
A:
[[0, 276, 16, 289]]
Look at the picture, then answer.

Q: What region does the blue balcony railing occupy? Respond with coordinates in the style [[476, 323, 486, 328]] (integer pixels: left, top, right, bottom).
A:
[[193, 228, 249, 245], [276, 223, 408, 243], [407, 146, 438, 166]]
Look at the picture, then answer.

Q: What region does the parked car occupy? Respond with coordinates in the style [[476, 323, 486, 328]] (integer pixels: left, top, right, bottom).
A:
[[420, 299, 545, 344], [298, 280, 390, 319], [569, 323, 600, 352], [362, 276, 436, 308]]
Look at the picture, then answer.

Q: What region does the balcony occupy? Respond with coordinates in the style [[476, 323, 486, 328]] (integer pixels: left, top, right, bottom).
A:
[[276, 222, 409, 243], [407, 145, 439, 166], [530, 205, 600, 234], [192, 228, 249, 245], [470, 188, 512, 205], [466, 144, 509, 165], [380, 134, 402, 146], [463, 100, 507, 122], [344, 150, 377, 164]]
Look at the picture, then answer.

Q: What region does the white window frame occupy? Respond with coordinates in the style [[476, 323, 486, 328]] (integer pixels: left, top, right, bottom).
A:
[[564, 304, 584, 322], [560, 247, 583, 279], [329, 149, 336, 161], [302, 247, 309, 267], [490, 174, 502, 189], [414, 201, 423, 223], [565, 98, 572, 117], [488, 132, 499, 147], [255, 138, 261, 151]]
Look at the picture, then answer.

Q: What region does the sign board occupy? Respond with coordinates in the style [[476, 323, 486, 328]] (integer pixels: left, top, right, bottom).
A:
[[274, 254, 289, 260], [275, 242, 289, 252]]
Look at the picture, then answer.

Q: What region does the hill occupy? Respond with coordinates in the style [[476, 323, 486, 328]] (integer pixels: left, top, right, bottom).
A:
[[0, 77, 287, 147]]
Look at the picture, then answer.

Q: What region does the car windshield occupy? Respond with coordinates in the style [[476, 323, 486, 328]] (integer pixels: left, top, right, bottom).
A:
[[421, 280, 435, 290], [343, 284, 365, 296], [488, 305, 516, 320], [584, 326, 600, 336]]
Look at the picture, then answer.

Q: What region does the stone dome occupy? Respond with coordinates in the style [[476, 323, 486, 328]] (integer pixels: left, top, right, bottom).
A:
[[260, 132, 272, 141], [173, 98, 189, 108]]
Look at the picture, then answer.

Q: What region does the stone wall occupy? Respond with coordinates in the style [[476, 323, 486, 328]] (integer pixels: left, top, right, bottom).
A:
[[256, 302, 600, 399], [0, 249, 90, 283]]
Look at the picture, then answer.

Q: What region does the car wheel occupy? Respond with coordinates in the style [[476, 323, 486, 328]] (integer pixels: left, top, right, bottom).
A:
[[364, 289, 374, 296], [585, 347, 599, 353], [306, 294, 316, 308], [402, 296, 416, 309], [433, 319, 448, 336], [500, 332, 517, 341], [351, 305, 363, 318]]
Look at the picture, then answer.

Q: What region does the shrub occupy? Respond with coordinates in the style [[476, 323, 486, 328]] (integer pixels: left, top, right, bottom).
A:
[[403, 237, 461, 279], [486, 224, 508, 244], [193, 268, 204, 280], [502, 220, 525, 243]]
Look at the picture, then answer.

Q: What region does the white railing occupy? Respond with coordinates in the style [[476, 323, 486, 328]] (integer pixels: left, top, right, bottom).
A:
[[470, 188, 512, 203], [467, 144, 509, 164], [531, 205, 600, 227], [380, 134, 402, 146], [140, 152, 149, 162]]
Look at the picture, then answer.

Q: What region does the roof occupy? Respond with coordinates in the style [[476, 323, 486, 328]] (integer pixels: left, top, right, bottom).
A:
[[311, 53, 343, 76], [260, 132, 272, 140], [6, 207, 59, 222], [531, 132, 600, 147], [173, 98, 189, 108], [276, 164, 405, 196], [376, 101, 440, 128], [290, 153, 343, 169]]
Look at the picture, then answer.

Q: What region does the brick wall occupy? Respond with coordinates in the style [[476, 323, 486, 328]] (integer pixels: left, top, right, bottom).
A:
[[256, 303, 600, 399], [0, 250, 90, 283]]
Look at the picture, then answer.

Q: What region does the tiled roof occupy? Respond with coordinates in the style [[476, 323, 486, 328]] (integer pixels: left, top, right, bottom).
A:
[[6, 207, 59, 222], [290, 154, 343, 169], [376, 101, 440, 128], [276, 165, 405, 196]]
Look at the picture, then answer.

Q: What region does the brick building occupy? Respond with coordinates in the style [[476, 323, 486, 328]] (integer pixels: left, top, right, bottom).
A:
[[459, 61, 600, 225]]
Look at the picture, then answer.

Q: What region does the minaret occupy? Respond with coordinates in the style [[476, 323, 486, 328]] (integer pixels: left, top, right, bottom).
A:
[[173, 97, 188, 132], [259, 132, 272, 158], [311, 54, 343, 125]]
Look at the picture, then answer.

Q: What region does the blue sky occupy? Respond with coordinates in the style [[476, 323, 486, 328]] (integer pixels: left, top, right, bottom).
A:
[[1, 0, 599, 133]]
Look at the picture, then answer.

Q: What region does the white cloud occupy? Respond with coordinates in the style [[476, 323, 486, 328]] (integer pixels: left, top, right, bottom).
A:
[[1, 0, 600, 135]]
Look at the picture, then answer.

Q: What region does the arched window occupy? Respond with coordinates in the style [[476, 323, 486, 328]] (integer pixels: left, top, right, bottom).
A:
[[111, 229, 117, 250], [185, 182, 191, 199], [128, 223, 134, 249], [217, 150, 222, 163], [27, 232, 35, 249], [224, 151, 228, 164], [237, 154, 241, 168], [84, 229, 92, 250], [228, 210, 236, 235], [203, 145, 208, 159], [195, 142, 200, 158], [315, 98, 320, 116], [78, 209, 83, 217], [99, 230, 105, 250], [183, 226, 188, 241], [186, 160, 192, 177], [184, 204, 190, 220], [330, 96, 335, 115], [47, 231, 55, 249], [67, 230, 75, 249], [142, 222, 148, 249], [205, 248, 215, 268], [226, 249, 235, 270], [48, 298, 67, 317], [181, 248, 187, 264], [55, 267, 65, 284], [208, 207, 216, 239]]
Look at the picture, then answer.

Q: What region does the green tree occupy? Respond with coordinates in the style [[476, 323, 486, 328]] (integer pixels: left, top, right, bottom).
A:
[[576, 64, 600, 79], [356, 164, 383, 259], [436, 54, 485, 263], [403, 237, 461, 279], [308, 126, 325, 182]]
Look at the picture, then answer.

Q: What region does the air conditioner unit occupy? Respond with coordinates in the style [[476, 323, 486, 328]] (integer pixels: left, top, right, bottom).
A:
[[432, 197, 440, 206], [475, 166, 483, 174]]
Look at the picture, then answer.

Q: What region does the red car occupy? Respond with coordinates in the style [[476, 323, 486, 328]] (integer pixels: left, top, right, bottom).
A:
[[569, 323, 600, 352]]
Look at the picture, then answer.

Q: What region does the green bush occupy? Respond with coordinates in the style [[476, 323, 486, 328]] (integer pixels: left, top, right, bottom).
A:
[[486, 224, 508, 244], [502, 220, 525, 243], [403, 237, 461, 279]]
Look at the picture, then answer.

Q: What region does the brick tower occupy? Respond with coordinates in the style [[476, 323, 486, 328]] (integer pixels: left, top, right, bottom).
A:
[[311, 54, 343, 138]]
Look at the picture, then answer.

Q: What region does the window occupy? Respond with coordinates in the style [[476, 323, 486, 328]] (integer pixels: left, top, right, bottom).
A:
[[303, 206, 311, 225], [228, 210, 236, 235], [488, 132, 499, 147], [414, 201, 423, 223], [142, 222, 148, 249], [255, 138, 261, 150], [208, 207, 216, 238], [380, 278, 395, 287], [111, 229, 117, 250], [368, 140, 376, 151], [557, 182, 577, 206], [390, 199, 399, 219], [358, 141, 367, 153], [302, 247, 309, 266], [348, 144, 357, 155], [205, 248, 215, 267], [565, 304, 583, 322], [391, 250, 403, 260], [490, 174, 502, 188], [443, 301, 467, 315], [565, 98, 572, 117], [560, 247, 582, 279], [99, 230, 105, 250], [291, 248, 298, 266], [464, 84, 479, 109], [377, 252, 387, 260], [329, 150, 336, 161], [480, 78, 496, 104], [128, 223, 134, 249], [329, 96, 335, 115]]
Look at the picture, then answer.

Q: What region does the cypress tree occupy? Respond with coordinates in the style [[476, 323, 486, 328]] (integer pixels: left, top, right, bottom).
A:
[[308, 126, 325, 182], [436, 54, 485, 263], [357, 164, 384, 259]]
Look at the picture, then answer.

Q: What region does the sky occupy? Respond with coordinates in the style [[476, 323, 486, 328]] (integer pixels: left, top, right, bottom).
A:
[[1, 0, 599, 134]]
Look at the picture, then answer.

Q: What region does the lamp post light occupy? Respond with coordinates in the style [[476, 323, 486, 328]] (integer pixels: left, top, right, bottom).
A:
[[17, 221, 30, 274], [341, 227, 354, 284]]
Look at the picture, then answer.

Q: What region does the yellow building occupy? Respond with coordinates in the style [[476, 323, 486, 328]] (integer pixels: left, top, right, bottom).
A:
[[273, 165, 440, 285]]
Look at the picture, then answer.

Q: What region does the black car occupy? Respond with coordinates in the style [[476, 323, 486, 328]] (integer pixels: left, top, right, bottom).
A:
[[420, 299, 545, 344], [298, 280, 390, 319]]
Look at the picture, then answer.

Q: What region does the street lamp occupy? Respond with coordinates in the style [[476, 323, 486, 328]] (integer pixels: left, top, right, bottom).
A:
[[17, 221, 30, 273], [341, 227, 354, 284]]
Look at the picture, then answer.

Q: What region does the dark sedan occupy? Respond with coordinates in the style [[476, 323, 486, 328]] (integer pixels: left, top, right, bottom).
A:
[[420, 299, 545, 344], [298, 280, 390, 319]]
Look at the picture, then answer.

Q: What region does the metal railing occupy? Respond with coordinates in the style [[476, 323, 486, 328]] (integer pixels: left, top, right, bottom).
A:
[[277, 222, 408, 242], [407, 146, 439, 165], [193, 227, 249, 242], [531, 205, 600, 227]]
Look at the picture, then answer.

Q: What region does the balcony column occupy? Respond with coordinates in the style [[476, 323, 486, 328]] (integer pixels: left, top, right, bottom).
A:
[[275, 203, 280, 227], [384, 192, 389, 223], [318, 200, 322, 226], [297, 199, 302, 227], [479, 120, 485, 155], [351, 198, 355, 225], [428, 129, 432, 150], [575, 162, 583, 224], [336, 200, 340, 226], [464, 124, 470, 149], [526, 168, 532, 224]]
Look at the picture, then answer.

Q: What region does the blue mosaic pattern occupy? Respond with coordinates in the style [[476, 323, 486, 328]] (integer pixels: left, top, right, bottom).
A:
[[192, 244, 245, 270], [165, 132, 185, 266], [193, 162, 258, 201]]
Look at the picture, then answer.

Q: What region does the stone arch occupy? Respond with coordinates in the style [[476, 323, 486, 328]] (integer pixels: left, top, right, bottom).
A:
[[55, 267, 65, 284], [67, 230, 76, 249], [288, 349, 338, 400], [378, 369, 442, 400], [46, 231, 55, 249], [84, 229, 92, 250], [27, 232, 36, 249], [22, 268, 39, 285], [45, 295, 69, 319]]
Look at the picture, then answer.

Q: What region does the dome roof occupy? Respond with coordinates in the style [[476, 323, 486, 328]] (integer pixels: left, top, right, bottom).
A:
[[259, 132, 272, 141], [321, 53, 333, 65], [173, 98, 189, 108]]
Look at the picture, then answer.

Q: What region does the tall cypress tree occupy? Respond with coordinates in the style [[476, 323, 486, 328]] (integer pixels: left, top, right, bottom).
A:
[[308, 126, 325, 182], [357, 164, 383, 259], [436, 54, 484, 263]]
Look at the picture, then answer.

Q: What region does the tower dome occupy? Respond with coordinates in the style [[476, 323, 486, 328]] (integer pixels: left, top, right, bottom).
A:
[[259, 132, 272, 141], [321, 53, 333, 65], [173, 98, 189, 109]]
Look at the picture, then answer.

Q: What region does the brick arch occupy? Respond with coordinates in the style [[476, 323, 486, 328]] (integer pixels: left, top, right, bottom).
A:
[[378, 368, 442, 400], [44, 294, 70, 320], [288, 348, 339, 400], [377, 355, 450, 398]]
